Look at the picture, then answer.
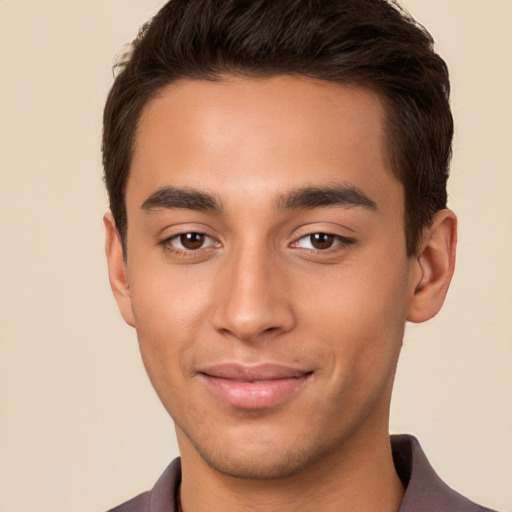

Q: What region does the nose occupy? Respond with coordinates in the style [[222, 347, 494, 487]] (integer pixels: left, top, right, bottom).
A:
[[212, 245, 296, 342]]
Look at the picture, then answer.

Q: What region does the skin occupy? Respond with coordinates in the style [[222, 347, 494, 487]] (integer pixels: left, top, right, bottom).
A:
[[105, 75, 456, 512]]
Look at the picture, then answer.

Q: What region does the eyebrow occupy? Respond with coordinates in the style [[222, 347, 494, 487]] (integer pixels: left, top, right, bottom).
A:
[[277, 184, 378, 211], [141, 183, 377, 214], [141, 186, 222, 212]]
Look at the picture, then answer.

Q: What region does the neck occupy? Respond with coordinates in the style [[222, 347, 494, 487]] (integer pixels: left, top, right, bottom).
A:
[[178, 428, 404, 512]]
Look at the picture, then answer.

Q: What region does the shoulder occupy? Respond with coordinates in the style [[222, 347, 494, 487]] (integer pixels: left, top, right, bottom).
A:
[[392, 435, 498, 512], [106, 492, 150, 512], [104, 458, 181, 512]]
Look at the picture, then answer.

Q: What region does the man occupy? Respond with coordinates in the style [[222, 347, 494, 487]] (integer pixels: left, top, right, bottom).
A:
[[102, 1, 496, 511]]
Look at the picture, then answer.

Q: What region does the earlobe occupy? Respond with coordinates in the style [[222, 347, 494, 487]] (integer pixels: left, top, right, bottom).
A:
[[103, 212, 136, 327], [406, 209, 457, 323]]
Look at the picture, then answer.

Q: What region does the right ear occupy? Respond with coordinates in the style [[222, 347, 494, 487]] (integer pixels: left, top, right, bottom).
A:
[[103, 212, 135, 327]]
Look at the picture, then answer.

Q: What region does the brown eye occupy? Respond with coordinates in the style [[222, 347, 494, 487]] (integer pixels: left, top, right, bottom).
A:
[[292, 232, 354, 252], [164, 231, 219, 255], [309, 233, 336, 250], [179, 233, 206, 250]]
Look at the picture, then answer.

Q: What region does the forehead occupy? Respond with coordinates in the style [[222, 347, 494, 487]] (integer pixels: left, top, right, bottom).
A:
[[128, 75, 401, 215]]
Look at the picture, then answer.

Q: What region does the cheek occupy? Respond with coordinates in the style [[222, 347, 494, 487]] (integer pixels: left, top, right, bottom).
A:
[[127, 262, 212, 390], [129, 253, 212, 330], [298, 251, 410, 376], [303, 258, 409, 329]]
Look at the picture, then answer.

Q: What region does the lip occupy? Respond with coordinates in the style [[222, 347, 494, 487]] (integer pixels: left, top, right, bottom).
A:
[[199, 363, 312, 409]]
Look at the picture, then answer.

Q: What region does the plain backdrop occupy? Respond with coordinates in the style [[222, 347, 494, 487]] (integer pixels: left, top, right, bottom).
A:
[[0, 1, 511, 511]]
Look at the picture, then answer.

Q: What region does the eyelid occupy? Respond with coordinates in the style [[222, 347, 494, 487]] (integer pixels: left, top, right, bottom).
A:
[[167, 232, 216, 250], [291, 232, 355, 250], [289, 220, 356, 245], [159, 229, 222, 258]]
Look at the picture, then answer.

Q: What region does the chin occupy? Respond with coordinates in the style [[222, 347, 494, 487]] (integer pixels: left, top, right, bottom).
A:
[[184, 424, 332, 480], [198, 445, 314, 480]]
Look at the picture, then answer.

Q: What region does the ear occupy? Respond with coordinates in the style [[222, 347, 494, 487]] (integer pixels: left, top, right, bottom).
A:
[[103, 212, 135, 327], [406, 209, 457, 323]]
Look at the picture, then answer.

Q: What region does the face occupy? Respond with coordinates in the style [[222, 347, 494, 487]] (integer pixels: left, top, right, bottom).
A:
[[109, 76, 424, 479]]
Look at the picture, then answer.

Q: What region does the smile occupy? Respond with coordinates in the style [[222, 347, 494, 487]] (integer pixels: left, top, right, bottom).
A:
[[199, 364, 313, 409]]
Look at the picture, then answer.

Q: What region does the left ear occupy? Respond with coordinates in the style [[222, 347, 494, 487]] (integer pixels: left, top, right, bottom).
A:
[[406, 209, 457, 323]]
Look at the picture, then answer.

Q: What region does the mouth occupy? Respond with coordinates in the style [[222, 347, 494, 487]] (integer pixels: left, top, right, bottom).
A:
[[198, 363, 313, 409]]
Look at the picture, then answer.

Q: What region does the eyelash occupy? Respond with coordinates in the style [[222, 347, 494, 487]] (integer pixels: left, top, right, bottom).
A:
[[161, 232, 219, 257], [291, 233, 355, 253]]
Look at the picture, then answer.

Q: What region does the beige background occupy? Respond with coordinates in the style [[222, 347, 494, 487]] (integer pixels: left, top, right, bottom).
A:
[[0, 1, 510, 511]]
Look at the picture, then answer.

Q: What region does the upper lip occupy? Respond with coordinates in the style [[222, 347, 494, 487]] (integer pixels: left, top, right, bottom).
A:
[[199, 363, 312, 381]]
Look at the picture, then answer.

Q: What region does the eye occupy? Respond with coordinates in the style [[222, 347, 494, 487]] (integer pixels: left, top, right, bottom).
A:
[[166, 232, 217, 251], [292, 232, 353, 251]]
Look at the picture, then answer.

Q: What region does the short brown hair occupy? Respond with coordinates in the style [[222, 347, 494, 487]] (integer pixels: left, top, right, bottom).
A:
[[102, 0, 453, 256]]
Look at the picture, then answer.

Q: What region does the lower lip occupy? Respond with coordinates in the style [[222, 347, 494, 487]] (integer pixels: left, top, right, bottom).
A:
[[201, 374, 311, 409]]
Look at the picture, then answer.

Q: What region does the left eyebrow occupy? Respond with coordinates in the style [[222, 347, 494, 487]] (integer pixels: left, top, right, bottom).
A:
[[277, 184, 378, 211], [141, 186, 222, 213]]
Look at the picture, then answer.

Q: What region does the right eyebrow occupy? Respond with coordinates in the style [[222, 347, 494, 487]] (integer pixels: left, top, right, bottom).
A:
[[141, 186, 222, 213]]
